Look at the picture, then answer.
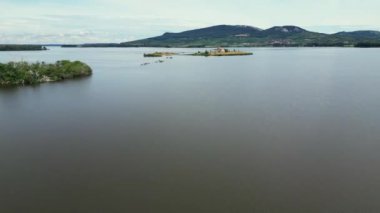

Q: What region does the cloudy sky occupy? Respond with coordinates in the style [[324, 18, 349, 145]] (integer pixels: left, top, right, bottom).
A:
[[1, 0, 380, 44]]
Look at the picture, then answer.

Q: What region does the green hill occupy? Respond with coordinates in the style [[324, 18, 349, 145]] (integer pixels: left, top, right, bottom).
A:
[[119, 25, 380, 47]]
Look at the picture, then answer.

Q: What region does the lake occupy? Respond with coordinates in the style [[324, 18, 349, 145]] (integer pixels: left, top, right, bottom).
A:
[[1, 47, 380, 213]]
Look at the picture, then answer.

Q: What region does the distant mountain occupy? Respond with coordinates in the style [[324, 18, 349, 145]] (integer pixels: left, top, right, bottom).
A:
[[260, 26, 307, 37], [61, 25, 380, 48], [161, 25, 262, 39], [118, 25, 264, 48], [118, 25, 380, 48]]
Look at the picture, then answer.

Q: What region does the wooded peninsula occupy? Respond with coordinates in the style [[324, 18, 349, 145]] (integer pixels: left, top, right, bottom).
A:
[[0, 60, 92, 86], [0, 45, 47, 51]]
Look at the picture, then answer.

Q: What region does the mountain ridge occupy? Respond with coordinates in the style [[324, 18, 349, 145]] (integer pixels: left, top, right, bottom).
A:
[[72, 25, 380, 48]]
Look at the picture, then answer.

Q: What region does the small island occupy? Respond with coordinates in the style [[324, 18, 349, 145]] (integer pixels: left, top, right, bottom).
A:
[[142, 48, 252, 59], [0, 60, 92, 86], [192, 48, 253, 56], [143, 52, 177, 57], [0, 45, 47, 51]]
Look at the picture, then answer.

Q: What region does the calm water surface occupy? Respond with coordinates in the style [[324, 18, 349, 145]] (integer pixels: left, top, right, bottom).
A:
[[1, 47, 380, 213]]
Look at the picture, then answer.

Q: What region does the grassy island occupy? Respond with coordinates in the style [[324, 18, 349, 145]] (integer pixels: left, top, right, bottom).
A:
[[192, 48, 252, 56], [143, 52, 176, 57], [0, 45, 47, 51], [0, 60, 92, 86]]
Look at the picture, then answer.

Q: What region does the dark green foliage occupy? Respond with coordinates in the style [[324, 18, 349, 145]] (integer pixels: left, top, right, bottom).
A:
[[0, 45, 47, 51], [355, 42, 380, 48], [61, 45, 80, 48], [334, 31, 380, 39], [0, 61, 92, 86]]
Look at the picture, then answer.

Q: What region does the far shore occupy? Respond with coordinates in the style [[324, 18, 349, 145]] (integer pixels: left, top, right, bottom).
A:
[[0, 45, 47, 51]]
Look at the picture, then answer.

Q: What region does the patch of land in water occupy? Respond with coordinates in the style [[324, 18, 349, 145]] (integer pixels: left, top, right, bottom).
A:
[[0, 60, 92, 86], [143, 52, 177, 57], [0, 45, 47, 51], [191, 50, 253, 57], [191, 48, 252, 56], [142, 49, 252, 58]]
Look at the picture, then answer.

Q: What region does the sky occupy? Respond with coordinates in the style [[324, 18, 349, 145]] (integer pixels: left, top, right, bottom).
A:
[[1, 0, 380, 44]]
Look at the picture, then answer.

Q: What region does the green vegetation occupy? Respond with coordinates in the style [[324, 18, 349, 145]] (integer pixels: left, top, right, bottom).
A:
[[0, 60, 92, 86], [192, 48, 252, 56], [143, 52, 177, 57], [355, 42, 380, 48], [0, 45, 47, 51]]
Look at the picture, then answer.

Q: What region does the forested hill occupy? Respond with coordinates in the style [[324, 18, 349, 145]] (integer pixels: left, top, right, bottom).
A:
[[119, 25, 380, 47]]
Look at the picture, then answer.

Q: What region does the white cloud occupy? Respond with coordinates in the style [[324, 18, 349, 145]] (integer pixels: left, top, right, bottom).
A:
[[1, 0, 380, 43]]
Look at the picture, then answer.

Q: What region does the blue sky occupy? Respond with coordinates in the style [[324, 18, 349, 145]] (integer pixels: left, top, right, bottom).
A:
[[1, 0, 380, 43]]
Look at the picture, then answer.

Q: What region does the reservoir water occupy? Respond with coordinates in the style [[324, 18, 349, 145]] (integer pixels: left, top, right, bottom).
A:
[[1, 47, 380, 213]]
